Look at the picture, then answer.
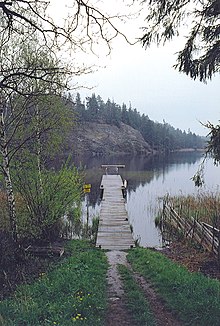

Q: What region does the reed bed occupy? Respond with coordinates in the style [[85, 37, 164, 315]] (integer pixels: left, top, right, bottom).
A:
[[166, 192, 220, 228]]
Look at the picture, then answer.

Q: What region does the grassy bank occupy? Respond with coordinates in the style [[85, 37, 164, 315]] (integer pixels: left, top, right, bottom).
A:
[[128, 248, 220, 326], [118, 265, 156, 326], [1, 240, 220, 325], [0, 240, 108, 326]]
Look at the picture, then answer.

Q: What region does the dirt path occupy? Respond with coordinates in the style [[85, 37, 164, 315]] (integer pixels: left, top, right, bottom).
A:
[[132, 272, 182, 326], [105, 250, 182, 326]]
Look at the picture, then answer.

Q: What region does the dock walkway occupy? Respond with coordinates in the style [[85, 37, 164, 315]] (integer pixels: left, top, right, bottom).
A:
[[96, 174, 135, 250]]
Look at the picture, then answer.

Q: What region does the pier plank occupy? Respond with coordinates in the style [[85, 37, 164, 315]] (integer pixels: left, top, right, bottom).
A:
[[96, 174, 135, 250]]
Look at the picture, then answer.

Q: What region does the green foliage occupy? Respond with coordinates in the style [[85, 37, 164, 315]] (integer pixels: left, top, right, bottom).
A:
[[166, 192, 220, 227], [192, 119, 220, 183], [71, 92, 205, 152], [0, 240, 108, 326], [63, 206, 83, 238], [204, 121, 220, 165], [128, 248, 220, 326], [12, 93, 74, 161], [140, 0, 220, 81], [90, 217, 99, 243], [0, 33, 76, 244], [154, 214, 162, 228], [80, 217, 99, 243], [118, 264, 156, 326], [86, 93, 99, 122], [13, 159, 83, 241]]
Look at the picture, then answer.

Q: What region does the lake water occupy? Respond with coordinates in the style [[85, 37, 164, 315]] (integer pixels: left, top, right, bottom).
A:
[[75, 152, 220, 248]]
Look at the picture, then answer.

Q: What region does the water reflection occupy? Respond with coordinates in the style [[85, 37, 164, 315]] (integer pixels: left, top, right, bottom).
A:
[[77, 152, 200, 205], [76, 151, 220, 248]]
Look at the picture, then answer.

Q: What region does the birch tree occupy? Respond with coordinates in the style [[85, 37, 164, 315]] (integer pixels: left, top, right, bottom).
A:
[[0, 33, 73, 242], [11, 94, 81, 241], [0, 1, 128, 242]]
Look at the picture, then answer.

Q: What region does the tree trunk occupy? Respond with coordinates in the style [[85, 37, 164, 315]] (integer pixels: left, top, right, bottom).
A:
[[36, 104, 45, 226], [0, 106, 18, 242]]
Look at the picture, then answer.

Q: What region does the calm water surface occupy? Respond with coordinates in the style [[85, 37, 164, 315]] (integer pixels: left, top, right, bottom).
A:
[[75, 152, 220, 247]]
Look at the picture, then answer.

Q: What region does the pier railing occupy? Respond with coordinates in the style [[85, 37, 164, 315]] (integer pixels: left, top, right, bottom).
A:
[[101, 164, 125, 175]]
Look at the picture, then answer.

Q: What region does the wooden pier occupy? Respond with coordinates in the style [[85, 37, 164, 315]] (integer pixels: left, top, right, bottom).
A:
[[96, 170, 135, 250]]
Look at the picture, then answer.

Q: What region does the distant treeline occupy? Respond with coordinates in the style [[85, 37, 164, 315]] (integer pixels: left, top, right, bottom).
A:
[[67, 93, 205, 151]]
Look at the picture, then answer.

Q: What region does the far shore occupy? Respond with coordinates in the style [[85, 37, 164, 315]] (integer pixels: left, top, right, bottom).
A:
[[174, 148, 205, 153]]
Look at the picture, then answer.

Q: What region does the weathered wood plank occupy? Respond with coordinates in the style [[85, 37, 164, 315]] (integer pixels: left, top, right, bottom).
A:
[[25, 246, 64, 257], [163, 204, 219, 256], [96, 174, 135, 250], [101, 164, 125, 168]]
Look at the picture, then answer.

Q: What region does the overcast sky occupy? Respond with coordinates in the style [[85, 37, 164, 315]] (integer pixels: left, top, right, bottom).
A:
[[58, 0, 220, 137], [76, 38, 219, 136]]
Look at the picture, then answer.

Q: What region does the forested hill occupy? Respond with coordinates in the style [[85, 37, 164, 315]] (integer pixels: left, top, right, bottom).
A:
[[67, 93, 205, 153]]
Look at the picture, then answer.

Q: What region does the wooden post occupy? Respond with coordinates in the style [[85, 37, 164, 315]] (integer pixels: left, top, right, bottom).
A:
[[86, 193, 89, 235], [83, 184, 91, 236]]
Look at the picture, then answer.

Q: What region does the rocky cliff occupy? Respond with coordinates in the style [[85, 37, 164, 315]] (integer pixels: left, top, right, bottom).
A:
[[68, 122, 153, 156]]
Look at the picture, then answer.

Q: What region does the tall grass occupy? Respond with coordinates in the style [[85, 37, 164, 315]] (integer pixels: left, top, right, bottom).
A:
[[0, 240, 108, 326], [128, 248, 220, 326], [167, 192, 220, 227]]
